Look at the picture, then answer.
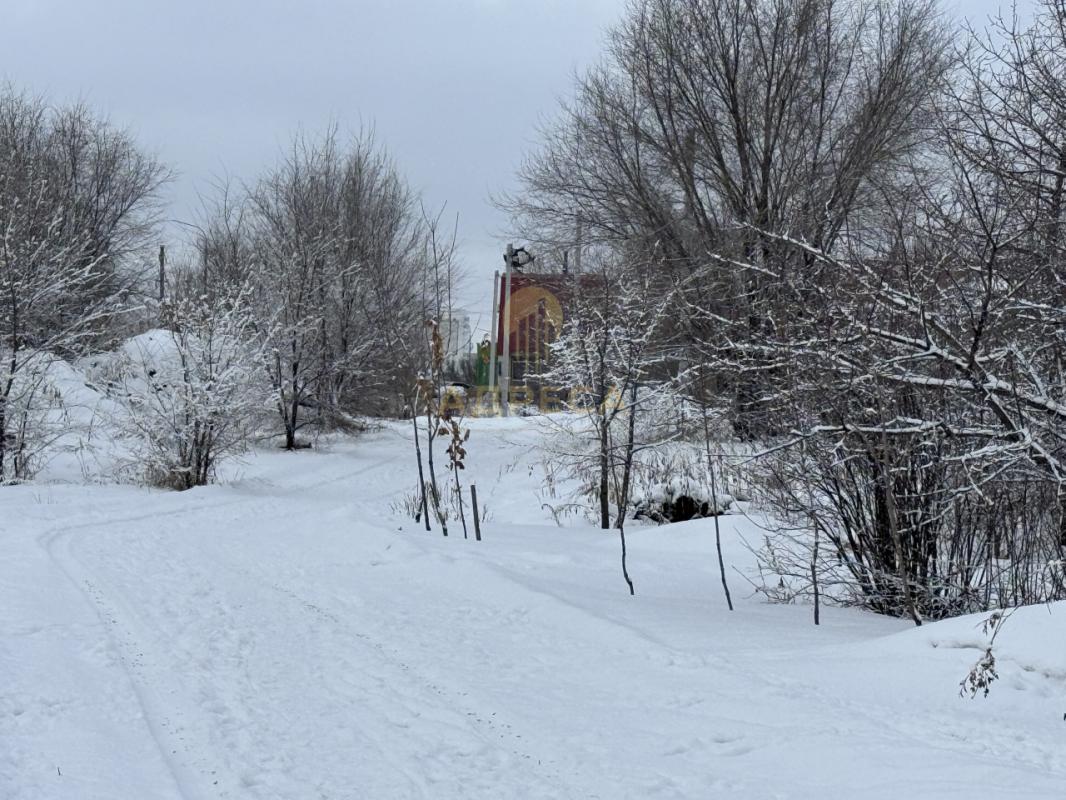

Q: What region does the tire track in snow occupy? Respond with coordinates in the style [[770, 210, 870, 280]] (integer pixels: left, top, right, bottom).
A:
[[234, 566, 568, 793], [38, 460, 566, 798], [30, 457, 396, 800], [43, 523, 220, 800], [34, 491, 290, 800], [190, 505, 571, 796], [36, 492, 379, 799]]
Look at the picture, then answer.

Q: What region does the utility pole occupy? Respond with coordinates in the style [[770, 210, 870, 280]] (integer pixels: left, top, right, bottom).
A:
[[501, 245, 514, 417], [158, 244, 166, 302], [489, 269, 499, 405], [574, 217, 582, 274]]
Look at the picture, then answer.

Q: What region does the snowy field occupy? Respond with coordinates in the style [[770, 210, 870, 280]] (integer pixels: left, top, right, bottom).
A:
[[2, 416, 1065, 799]]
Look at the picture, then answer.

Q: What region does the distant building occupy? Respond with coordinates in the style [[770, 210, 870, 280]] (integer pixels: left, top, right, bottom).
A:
[[439, 311, 473, 363], [491, 272, 603, 384]]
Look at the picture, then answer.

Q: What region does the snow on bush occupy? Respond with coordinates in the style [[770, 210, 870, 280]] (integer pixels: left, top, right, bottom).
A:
[[0, 350, 127, 482], [630, 447, 734, 523], [632, 479, 733, 523], [0, 351, 68, 482], [541, 411, 744, 526], [107, 293, 271, 490]]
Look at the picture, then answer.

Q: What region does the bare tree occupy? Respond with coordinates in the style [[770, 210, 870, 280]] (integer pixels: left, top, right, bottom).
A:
[[510, 0, 1066, 622], [0, 86, 167, 480], [410, 207, 464, 535], [539, 252, 677, 593], [507, 0, 951, 434], [733, 1, 1066, 619], [117, 285, 270, 489], [232, 127, 433, 447]]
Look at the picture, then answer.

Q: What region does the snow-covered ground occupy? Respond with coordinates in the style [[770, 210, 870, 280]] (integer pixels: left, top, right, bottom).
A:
[[3, 416, 1064, 799]]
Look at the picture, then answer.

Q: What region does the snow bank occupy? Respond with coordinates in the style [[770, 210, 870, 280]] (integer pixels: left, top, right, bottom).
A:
[[78, 328, 185, 398], [12, 330, 202, 483], [907, 602, 1066, 684]]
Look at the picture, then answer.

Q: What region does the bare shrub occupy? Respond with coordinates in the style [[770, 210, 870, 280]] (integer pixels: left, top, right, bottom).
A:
[[116, 289, 269, 490], [751, 435, 1066, 620]]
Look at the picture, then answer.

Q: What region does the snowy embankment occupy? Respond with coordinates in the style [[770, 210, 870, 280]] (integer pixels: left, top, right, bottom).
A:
[[2, 417, 1064, 799]]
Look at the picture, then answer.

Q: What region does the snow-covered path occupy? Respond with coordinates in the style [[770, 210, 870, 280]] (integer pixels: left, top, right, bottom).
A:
[[3, 419, 1065, 799]]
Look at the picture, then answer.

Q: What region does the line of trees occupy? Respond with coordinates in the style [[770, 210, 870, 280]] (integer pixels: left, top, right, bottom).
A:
[[510, 0, 1066, 620], [1, 82, 452, 486], [188, 127, 439, 449]]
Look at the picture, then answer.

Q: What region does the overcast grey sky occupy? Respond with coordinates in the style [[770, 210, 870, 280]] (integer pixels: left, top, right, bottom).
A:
[[2, 0, 1014, 326]]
